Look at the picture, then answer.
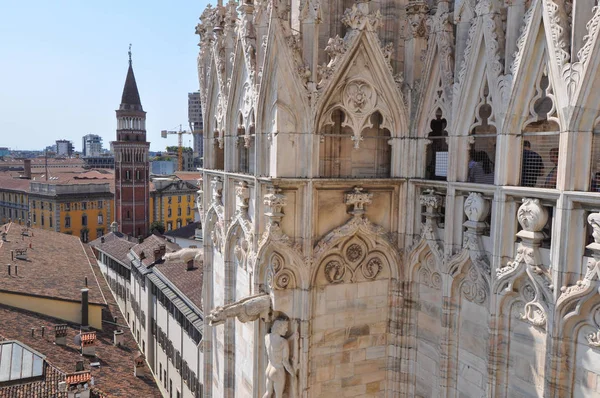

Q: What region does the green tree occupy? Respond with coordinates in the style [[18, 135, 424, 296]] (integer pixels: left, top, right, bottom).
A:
[[149, 221, 166, 235], [166, 146, 193, 153]]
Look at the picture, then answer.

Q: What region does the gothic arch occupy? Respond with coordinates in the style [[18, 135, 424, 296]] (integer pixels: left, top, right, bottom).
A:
[[314, 30, 408, 177], [407, 238, 443, 288], [311, 216, 401, 284]]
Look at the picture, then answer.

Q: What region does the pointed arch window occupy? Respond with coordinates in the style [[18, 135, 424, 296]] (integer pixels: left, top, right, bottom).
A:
[[468, 83, 496, 184], [425, 109, 449, 181], [319, 110, 391, 178], [519, 70, 560, 188], [236, 113, 255, 174]]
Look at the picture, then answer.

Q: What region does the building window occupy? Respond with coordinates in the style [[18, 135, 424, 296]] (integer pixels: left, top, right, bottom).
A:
[[136, 170, 140, 180], [98, 200, 103, 209], [98, 214, 104, 224], [468, 85, 496, 184], [65, 202, 70, 211], [425, 109, 449, 181], [520, 71, 560, 188], [33, 213, 36, 224], [187, 206, 190, 215], [167, 222, 172, 231], [177, 207, 181, 216], [82, 202, 87, 210], [127, 210, 131, 220], [32, 201, 36, 209], [168, 197, 172, 204], [168, 208, 172, 217], [41, 215, 44, 226], [49, 203, 53, 211], [319, 110, 391, 178], [187, 195, 190, 202], [177, 219, 182, 229], [65, 216, 71, 228], [41, 202, 44, 210], [82, 215, 88, 226], [49, 216, 53, 228], [126, 170, 130, 180], [80, 229, 89, 243], [178, 195, 181, 203], [96, 228, 104, 238]]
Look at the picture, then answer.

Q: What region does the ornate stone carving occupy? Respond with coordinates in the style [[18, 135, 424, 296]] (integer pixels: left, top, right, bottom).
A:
[[557, 213, 600, 315], [419, 255, 442, 289], [464, 192, 490, 222], [496, 198, 552, 328], [426, 0, 455, 93], [341, 1, 383, 33], [419, 190, 444, 263], [586, 329, 600, 347], [299, 0, 321, 23], [211, 177, 224, 207], [265, 252, 296, 290], [163, 248, 203, 265], [406, 1, 429, 38], [461, 265, 487, 304], [510, 1, 536, 77], [206, 293, 272, 326], [321, 252, 386, 284], [460, 192, 491, 278], [235, 181, 250, 213], [263, 319, 299, 398], [345, 186, 373, 216]]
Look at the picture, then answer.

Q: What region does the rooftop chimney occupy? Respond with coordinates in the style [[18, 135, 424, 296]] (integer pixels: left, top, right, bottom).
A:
[[55, 324, 68, 345], [134, 352, 146, 378], [81, 288, 89, 329], [65, 371, 92, 398], [100, 236, 105, 243], [114, 330, 124, 347], [187, 259, 194, 271], [153, 249, 161, 261], [159, 244, 166, 258], [80, 331, 96, 356], [23, 159, 31, 179], [137, 235, 144, 244]]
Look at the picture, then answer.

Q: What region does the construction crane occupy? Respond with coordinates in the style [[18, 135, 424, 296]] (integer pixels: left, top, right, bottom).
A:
[[161, 125, 191, 171]]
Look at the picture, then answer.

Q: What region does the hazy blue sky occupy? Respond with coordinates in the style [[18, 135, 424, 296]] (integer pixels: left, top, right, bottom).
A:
[[0, 0, 208, 152]]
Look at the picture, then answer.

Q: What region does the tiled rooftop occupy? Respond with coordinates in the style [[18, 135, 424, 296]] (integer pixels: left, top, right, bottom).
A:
[[131, 234, 180, 267], [155, 253, 203, 310], [89, 232, 137, 266], [164, 222, 201, 240], [0, 245, 162, 397], [0, 222, 105, 305]]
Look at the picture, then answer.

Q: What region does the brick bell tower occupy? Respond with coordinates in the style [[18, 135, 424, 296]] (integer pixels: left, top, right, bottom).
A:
[[112, 46, 150, 237]]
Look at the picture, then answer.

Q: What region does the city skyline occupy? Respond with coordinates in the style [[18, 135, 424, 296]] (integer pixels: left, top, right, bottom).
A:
[[0, 0, 207, 152]]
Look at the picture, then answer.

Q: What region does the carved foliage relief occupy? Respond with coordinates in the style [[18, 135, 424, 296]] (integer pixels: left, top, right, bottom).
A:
[[316, 237, 389, 286]]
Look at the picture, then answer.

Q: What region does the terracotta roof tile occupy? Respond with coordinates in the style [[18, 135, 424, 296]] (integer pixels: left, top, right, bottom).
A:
[[0, 245, 162, 397], [0, 223, 105, 305], [65, 371, 91, 385], [89, 232, 136, 265]]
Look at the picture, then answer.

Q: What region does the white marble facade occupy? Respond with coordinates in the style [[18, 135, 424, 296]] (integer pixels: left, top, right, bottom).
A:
[[196, 0, 600, 396]]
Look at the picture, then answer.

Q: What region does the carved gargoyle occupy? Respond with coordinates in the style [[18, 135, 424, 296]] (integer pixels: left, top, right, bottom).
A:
[[163, 248, 203, 265], [206, 293, 272, 326]]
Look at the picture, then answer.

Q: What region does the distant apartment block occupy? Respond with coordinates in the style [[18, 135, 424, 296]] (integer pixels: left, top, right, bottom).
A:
[[82, 134, 103, 157], [55, 140, 74, 157], [188, 92, 203, 159]]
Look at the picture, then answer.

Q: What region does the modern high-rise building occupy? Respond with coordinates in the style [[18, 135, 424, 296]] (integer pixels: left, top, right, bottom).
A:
[[82, 134, 103, 157], [55, 140, 74, 156], [111, 52, 150, 238], [188, 91, 203, 159]]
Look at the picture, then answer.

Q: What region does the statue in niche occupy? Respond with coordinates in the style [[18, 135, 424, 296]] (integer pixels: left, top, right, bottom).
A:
[[262, 318, 299, 398]]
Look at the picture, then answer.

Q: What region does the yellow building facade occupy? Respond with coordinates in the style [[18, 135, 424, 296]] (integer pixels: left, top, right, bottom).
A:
[[150, 176, 198, 231], [29, 182, 113, 242]]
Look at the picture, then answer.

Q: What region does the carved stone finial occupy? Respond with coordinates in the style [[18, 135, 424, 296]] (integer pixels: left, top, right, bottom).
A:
[[419, 189, 443, 212], [517, 198, 548, 235], [464, 192, 490, 223], [345, 187, 373, 216], [264, 187, 287, 224]]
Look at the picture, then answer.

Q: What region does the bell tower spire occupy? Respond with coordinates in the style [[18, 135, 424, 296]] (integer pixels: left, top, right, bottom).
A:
[[111, 46, 150, 238]]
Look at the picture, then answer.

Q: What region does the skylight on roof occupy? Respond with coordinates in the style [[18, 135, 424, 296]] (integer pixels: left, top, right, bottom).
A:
[[0, 341, 45, 383]]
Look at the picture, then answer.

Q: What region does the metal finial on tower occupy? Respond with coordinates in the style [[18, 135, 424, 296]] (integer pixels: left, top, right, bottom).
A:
[[128, 43, 132, 66]]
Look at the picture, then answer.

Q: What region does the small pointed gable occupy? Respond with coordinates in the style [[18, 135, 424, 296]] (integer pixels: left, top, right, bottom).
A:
[[315, 30, 408, 139]]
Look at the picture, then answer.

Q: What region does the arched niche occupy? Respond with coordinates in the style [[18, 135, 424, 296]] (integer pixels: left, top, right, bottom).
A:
[[318, 109, 391, 178], [425, 108, 449, 181]]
